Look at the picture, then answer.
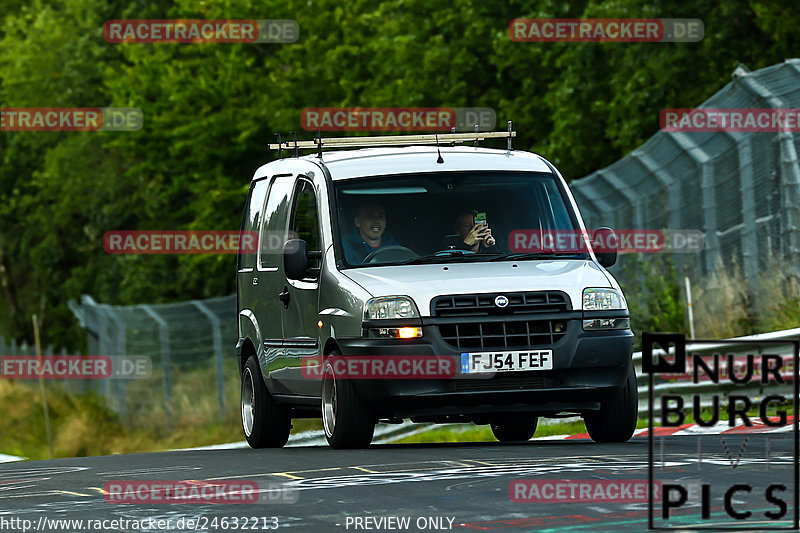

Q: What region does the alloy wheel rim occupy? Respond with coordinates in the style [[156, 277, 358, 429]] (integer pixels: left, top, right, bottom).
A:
[[242, 367, 255, 437], [322, 365, 337, 437]]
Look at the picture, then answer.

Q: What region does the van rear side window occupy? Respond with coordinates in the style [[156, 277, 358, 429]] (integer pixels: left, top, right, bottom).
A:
[[239, 177, 270, 270], [258, 175, 294, 270]]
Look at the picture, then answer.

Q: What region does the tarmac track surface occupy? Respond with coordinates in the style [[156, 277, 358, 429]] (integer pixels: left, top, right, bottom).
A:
[[0, 434, 796, 532]]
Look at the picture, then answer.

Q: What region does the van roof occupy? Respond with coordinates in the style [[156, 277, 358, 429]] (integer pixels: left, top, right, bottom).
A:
[[270, 146, 556, 181]]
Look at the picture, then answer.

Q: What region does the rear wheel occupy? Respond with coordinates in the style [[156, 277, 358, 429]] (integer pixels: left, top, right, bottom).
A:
[[322, 352, 375, 449], [584, 365, 638, 443], [241, 356, 291, 448], [490, 414, 538, 442]]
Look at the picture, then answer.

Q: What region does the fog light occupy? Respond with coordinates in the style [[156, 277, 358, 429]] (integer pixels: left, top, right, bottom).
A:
[[553, 321, 566, 333], [396, 327, 422, 338], [583, 318, 630, 330], [374, 327, 423, 338]]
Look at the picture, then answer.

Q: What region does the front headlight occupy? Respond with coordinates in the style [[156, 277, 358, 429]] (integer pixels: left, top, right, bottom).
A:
[[364, 296, 420, 320], [582, 288, 627, 310]]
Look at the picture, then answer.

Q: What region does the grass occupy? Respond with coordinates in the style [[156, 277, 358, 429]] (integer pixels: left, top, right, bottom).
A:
[[393, 418, 652, 444], [0, 361, 321, 460], [692, 255, 800, 338]]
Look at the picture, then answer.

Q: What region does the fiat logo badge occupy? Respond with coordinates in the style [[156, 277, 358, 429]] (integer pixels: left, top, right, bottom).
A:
[[494, 295, 509, 308]]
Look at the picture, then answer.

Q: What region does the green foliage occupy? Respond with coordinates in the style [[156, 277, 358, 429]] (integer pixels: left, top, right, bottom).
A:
[[1, 0, 799, 349], [612, 254, 686, 347]]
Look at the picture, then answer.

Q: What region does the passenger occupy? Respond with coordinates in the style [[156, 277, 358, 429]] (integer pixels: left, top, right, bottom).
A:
[[447, 210, 496, 252], [342, 201, 399, 264]]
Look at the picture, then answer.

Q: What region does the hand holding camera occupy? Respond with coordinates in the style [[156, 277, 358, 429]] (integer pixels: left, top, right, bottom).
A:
[[464, 212, 495, 248]]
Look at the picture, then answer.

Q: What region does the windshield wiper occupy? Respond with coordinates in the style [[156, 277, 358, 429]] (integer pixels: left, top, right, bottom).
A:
[[489, 252, 586, 261], [400, 250, 503, 265]]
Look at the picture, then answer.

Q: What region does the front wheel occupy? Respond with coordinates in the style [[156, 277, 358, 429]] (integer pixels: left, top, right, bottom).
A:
[[584, 365, 638, 443], [322, 352, 375, 449], [241, 356, 291, 448]]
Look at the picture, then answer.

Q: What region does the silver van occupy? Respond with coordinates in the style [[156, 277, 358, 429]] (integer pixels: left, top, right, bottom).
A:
[[236, 130, 635, 449]]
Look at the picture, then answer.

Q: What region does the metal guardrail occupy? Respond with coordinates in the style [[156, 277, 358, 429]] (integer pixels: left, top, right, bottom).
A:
[[632, 328, 800, 415]]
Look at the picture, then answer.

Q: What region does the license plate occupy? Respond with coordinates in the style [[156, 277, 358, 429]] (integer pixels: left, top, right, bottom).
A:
[[460, 350, 553, 374]]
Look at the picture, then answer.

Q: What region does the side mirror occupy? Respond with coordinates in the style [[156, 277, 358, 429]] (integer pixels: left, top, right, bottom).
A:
[[284, 239, 308, 280], [592, 227, 617, 268]]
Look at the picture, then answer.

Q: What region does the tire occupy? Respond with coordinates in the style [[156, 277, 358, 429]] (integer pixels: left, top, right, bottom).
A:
[[584, 365, 638, 443], [490, 415, 538, 442], [321, 352, 375, 449], [241, 356, 291, 448]]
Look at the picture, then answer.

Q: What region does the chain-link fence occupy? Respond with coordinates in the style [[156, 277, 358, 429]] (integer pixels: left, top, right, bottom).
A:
[[572, 59, 800, 298], [0, 337, 67, 359], [64, 294, 238, 423]]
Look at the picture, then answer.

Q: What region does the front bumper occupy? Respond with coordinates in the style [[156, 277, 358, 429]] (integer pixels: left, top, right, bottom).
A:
[[336, 314, 633, 419]]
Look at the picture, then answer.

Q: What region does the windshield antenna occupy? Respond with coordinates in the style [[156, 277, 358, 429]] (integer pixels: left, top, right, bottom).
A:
[[435, 133, 444, 164]]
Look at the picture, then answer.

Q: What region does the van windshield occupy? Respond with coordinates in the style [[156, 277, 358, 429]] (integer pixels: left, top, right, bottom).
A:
[[334, 171, 588, 267]]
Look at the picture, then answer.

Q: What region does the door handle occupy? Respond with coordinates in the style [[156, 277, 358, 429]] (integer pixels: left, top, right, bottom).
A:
[[278, 286, 290, 309]]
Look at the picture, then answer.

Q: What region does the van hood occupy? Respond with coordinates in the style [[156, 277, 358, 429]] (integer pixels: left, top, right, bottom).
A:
[[341, 260, 614, 316]]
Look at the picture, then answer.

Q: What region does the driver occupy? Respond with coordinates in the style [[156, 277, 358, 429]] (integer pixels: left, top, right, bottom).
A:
[[342, 201, 399, 264]]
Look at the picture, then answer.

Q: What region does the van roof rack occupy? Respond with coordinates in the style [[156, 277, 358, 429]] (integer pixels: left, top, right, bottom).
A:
[[268, 121, 516, 158]]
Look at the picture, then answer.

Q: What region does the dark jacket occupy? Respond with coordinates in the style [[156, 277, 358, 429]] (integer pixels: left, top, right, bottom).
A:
[[342, 227, 398, 265]]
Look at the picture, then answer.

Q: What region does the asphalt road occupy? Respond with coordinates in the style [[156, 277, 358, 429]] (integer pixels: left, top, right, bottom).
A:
[[0, 434, 796, 532]]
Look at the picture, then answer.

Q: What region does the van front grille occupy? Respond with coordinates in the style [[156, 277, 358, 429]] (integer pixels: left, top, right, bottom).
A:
[[431, 291, 570, 317], [437, 319, 567, 349]]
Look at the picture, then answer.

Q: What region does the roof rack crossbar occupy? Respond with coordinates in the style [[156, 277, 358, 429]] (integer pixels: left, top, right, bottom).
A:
[[266, 130, 515, 151]]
